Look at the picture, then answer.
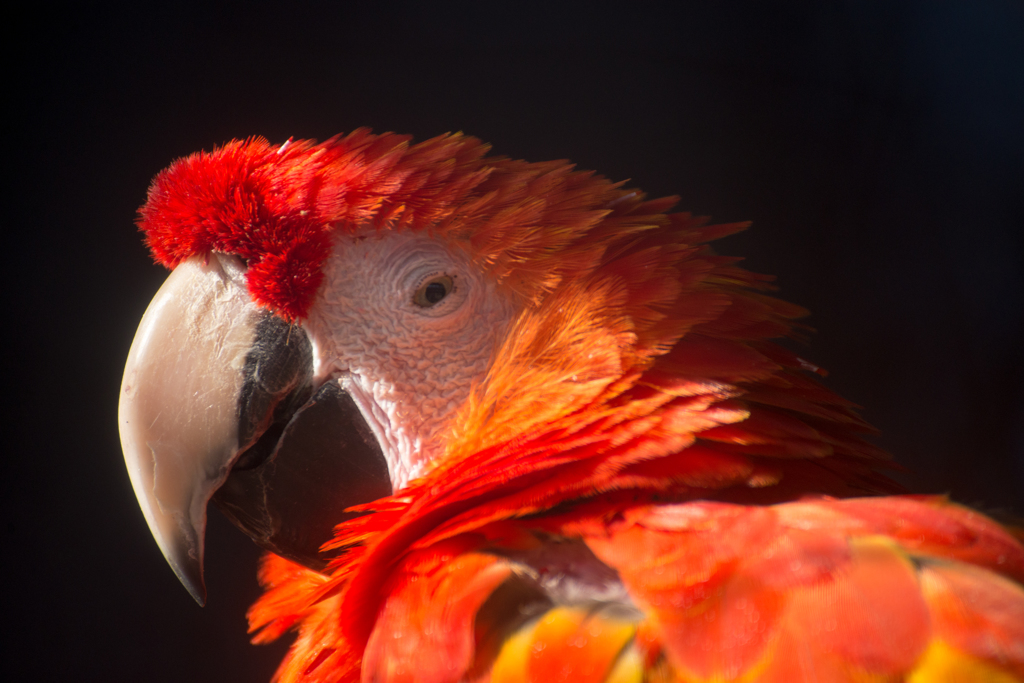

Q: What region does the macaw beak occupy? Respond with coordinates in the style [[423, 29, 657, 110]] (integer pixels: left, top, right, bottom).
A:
[[118, 254, 391, 605]]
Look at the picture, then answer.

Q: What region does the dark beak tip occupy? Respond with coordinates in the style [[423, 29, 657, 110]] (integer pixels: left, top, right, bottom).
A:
[[187, 584, 208, 608], [174, 561, 207, 606], [162, 532, 207, 606]]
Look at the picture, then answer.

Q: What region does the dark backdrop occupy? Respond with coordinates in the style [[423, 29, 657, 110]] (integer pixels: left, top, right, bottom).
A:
[[8, 1, 1023, 680]]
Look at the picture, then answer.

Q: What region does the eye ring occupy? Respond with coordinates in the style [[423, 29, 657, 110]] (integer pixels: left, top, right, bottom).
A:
[[413, 274, 455, 307]]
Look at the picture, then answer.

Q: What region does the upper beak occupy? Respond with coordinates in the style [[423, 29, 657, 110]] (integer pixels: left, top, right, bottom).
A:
[[118, 254, 391, 605]]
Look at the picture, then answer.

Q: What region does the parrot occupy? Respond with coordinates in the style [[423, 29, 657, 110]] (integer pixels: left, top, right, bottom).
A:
[[119, 129, 1024, 683]]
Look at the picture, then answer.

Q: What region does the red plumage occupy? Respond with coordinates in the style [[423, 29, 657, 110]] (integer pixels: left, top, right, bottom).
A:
[[133, 130, 1024, 682]]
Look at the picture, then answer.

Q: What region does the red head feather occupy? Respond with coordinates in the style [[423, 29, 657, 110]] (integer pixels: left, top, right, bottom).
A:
[[140, 129, 642, 321], [139, 130, 474, 321]]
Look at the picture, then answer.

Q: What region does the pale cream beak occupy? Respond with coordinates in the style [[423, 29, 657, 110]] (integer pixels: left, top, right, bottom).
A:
[[118, 254, 261, 605], [120, 253, 392, 605]]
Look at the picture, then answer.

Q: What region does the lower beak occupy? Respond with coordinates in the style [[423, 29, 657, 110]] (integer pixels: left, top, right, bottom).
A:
[[118, 254, 391, 605]]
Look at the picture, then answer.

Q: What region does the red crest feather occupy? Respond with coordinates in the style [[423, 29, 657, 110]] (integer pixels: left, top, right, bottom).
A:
[[140, 129, 646, 321]]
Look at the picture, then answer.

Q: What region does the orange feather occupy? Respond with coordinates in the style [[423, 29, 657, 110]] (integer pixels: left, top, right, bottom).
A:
[[140, 131, 1023, 682]]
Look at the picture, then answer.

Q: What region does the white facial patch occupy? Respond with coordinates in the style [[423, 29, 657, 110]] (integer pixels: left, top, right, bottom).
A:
[[302, 231, 517, 490]]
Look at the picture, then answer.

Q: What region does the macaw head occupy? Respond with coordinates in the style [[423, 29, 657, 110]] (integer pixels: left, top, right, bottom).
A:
[[120, 130, 881, 605]]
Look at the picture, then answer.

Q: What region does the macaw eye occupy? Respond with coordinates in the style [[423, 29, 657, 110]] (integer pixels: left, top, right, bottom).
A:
[[413, 274, 454, 307]]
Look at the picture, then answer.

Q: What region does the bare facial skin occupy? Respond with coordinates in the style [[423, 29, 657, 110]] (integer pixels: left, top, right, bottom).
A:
[[304, 231, 517, 489]]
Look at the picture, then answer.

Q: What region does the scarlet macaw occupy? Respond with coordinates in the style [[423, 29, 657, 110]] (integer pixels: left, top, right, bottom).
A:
[[119, 130, 1024, 682]]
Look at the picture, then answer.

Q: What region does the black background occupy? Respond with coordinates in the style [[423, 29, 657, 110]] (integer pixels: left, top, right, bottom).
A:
[[8, 1, 1023, 680]]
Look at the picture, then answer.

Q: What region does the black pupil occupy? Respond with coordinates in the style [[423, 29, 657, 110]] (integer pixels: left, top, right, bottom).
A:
[[424, 281, 448, 304]]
